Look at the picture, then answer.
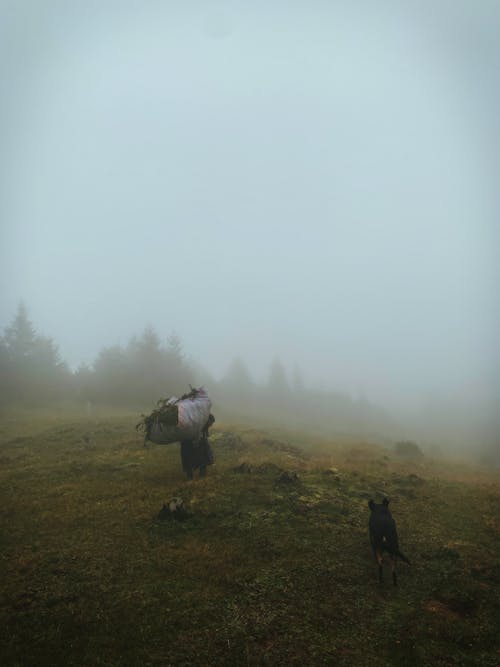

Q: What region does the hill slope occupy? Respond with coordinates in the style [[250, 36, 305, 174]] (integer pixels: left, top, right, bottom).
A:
[[0, 411, 499, 666]]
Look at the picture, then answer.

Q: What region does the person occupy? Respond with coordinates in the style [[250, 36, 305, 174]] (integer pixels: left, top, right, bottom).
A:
[[180, 414, 215, 480]]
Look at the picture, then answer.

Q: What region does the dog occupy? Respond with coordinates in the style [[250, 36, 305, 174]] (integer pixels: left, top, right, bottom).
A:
[[368, 498, 410, 585]]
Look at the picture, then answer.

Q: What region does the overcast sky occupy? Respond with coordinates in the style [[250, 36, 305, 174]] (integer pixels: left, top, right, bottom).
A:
[[1, 0, 498, 411]]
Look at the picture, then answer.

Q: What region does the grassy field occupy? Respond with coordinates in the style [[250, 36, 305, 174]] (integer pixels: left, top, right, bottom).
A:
[[0, 408, 499, 666]]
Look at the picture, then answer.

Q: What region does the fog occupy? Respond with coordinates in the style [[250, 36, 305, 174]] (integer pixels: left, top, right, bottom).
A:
[[1, 1, 498, 449]]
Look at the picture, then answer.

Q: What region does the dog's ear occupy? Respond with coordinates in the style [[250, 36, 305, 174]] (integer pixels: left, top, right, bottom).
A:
[[368, 500, 375, 510], [382, 497, 389, 506]]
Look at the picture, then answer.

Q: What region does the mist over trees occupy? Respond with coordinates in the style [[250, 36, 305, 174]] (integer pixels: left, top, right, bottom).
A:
[[0, 303, 71, 404], [0, 302, 398, 440], [81, 327, 192, 405], [0, 305, 189, 406], [1, 303, 498, 462]]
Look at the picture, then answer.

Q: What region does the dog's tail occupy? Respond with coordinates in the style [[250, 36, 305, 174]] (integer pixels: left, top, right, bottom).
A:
[[396, 549, 410, 565]]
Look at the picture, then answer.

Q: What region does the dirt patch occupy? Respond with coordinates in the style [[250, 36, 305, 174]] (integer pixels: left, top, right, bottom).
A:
[[423, 599, 462, 621]]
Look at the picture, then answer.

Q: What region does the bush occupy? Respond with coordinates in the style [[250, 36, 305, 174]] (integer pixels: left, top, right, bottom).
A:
[[394, 440, 424, 459]]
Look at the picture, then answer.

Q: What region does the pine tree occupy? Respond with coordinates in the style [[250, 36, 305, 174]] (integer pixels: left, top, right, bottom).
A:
[[222, 357, 254, 399], [0, 302, 69, 404], [292, 364, 305, 394], [2, 302, 36, 361], [267, 357, 289, 395]]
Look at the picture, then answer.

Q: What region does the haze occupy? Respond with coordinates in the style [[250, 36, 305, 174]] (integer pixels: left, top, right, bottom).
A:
[[1, 1, 498, 446]]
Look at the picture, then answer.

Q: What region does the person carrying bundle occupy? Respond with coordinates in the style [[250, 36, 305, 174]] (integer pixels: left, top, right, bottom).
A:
[[137, 386, 216, 479]]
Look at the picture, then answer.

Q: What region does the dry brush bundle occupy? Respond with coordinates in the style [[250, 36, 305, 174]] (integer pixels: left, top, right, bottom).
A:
[[136, 386, 209, 444]]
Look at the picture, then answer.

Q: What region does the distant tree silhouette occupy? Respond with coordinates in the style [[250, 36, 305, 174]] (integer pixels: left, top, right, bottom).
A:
[[292, 364, 305, 394], [0, 304, 397, 439], [267, 357, 289, 396], [0, 302, 69, 404], [225, 357, 253, 387], [82, 327, 195, 405], [220, 357, 255, 403], [92, 344, 130, 402], [128, 326, 164, 399], [73, 363, 94, 402], [2, 302, 36, 360], [166, 332, 183, 360], [188, 358, 216, 389], [164, 332, 191, 391]]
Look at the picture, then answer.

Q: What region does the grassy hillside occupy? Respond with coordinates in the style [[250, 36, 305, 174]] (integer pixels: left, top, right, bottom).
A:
[[0, 409, 499, 666]]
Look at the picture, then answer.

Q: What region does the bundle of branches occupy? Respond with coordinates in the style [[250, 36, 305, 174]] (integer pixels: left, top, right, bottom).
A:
[[179, 386, 204, 401], [136, 386, 209, 444], [136, 398, 179, 441]]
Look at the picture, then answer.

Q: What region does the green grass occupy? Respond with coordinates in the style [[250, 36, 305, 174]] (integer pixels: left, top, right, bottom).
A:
[[0, 409, 499, 666]]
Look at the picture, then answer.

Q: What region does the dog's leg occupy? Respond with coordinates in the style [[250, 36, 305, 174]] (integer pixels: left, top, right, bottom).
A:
[[391, 557, 397, 586], [376, 549, 383, 583]]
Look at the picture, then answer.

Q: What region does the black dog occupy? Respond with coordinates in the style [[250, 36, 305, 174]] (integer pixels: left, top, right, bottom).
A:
[[368, 498, 410, 585]]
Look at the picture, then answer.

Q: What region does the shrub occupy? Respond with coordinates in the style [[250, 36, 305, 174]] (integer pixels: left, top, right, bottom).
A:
[[394, 440, 424, 459]]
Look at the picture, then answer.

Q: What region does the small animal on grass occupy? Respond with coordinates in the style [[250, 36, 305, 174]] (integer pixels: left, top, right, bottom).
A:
[[368, 498, 410, 585]]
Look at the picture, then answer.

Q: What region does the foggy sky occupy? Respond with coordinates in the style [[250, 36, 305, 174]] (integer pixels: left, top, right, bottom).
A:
[[1, 1, 499, 413]]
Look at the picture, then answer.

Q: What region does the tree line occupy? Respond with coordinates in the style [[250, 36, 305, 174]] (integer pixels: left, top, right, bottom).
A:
[[0, 304, 194, 407], [0, 303, 394, 437]]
